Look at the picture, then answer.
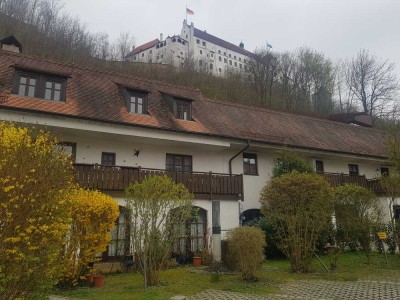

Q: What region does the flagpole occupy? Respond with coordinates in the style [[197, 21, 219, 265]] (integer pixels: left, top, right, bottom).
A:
[[186, 4, 187, 22]]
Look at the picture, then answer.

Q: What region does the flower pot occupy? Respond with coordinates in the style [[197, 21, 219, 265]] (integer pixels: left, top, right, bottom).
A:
[[193, 256, 202, 267], [93, 275, 105, 288], [86, 273, 94, 285]]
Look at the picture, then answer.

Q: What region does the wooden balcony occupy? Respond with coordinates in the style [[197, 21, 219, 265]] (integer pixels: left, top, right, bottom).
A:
[[323, 173, 384, 195], [74, 164, 243, 200]]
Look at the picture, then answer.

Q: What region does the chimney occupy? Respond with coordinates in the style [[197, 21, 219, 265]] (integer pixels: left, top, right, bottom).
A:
[[239, 41, 244, 49], [160, 33, 164, 42], [132, 45, 135, 50]]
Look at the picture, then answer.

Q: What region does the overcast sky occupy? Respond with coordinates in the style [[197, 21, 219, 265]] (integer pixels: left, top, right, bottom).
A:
[[63, 0, 400, 72]]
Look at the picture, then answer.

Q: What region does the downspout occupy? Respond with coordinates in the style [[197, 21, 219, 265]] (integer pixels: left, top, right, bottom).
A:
[[229, 140, 250, 175]]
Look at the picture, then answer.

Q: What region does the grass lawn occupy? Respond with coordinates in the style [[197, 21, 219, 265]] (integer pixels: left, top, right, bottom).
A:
[[54, 251, 400, 300]]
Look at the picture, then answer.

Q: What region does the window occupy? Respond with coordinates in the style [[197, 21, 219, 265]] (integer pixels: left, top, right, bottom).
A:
[[149, 50, 152, 54], [200, 50, 202, 54], [234, 56, 236, 59], [229, 54, 231, 58], [14, 70, 67, 101], [175, 100, 191, 120], [315, 160, 324, 173], [211, 54, 213, 58], [243, 153, 258, 175], [133, 55, 136, 61], [229, 60, 232, 65], [219, 56, 222, 62], [219, 68, 222, 72], [107, 207, 129, 259], [142, 53, 144, 57], [166, 154, 192, 172], [224, 52, 226, 56], [199, 60, 203, 66], [239, 64, 242, 69], [196, 39, 200, 44], [348, 164, 359, 176], [122, 89, 148, 114], [202, 41, 206, 46], [172, 38, 176, 42], [394, 205, 400, 221], [224, 58, 227, 63], [239, 57, 242, 61], [102, 152, 116, 166], [218, 50, 221, 54], [381, 167, 389, 176], [57, 142, 77, 162], [164, 95, 193, 121], [234, 62, 237, 67], [210, 63, 213, 70]]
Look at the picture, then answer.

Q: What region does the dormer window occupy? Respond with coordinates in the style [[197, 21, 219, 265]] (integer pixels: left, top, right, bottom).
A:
[[122, 89, 148, 114], [163, 94, 192, 121], [13, 70, 66, 101]]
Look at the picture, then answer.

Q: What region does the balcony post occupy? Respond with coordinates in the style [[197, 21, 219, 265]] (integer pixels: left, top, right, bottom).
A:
[[138, 166, 142, 183], [209, 171, 213, 200]]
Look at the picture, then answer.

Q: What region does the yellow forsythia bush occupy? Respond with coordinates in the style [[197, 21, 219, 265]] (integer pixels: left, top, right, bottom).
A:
[[60, 188, 119, 287], [0, 122, 75, 299]]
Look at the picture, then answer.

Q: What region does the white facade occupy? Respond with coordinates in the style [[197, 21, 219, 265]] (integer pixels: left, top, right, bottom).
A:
[[126, 20, 254, 76]]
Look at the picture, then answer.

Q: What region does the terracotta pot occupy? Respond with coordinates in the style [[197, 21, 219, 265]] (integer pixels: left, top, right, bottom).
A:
[[193, 256, 202, 267], [93, 275, 105, 288], [86, 273, 94, 284]]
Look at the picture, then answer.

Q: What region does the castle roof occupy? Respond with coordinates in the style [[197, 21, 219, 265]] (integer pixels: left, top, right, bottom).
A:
[[193, 27, 256, 59], [125, 39, 159, 57]]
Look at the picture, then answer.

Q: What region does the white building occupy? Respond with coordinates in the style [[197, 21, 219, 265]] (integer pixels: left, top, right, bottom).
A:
[[125, 20, 255, 76], [0, 41, 397, 263]]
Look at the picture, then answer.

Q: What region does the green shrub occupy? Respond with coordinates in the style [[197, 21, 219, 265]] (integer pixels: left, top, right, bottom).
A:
[[225, 226, 266, 280], [272, 151, 315, 178], [247, 217, 285, 259], [334, 184, 382, 264], [261, 172, 333, 273]]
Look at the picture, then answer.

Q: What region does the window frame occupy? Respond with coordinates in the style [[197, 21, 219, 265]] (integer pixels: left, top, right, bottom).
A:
[[175, 99, 192, 120], [315, 160, 324, 174], [166, 153, 193, 172], [348, 164, 359, 176], [243, 153, 258, 176], [13, 70, 67, 102], [58, 142, 77, 163], [101, 152, 116, 166], [125, 90, 148, 115]]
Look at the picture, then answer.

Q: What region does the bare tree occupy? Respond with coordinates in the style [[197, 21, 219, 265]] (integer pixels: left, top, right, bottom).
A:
[[345, 49, 399, 119], [248, 48, 279, 106]]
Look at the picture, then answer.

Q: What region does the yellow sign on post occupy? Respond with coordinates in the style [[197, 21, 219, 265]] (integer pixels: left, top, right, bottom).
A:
[[377, 231, 387, 240]]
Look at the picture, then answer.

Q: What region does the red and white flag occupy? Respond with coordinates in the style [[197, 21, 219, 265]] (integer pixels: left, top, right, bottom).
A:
[[186, 8, 194, 15]]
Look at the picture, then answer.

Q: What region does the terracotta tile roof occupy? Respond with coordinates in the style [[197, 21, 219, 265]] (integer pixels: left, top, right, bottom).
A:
[[193, 28, 256, 59], [0, 50, 387, 159], [125, 39, 159, 57]]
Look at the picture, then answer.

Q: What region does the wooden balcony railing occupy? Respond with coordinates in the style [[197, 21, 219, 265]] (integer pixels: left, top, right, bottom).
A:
[[74, 164, 243, 200], [323, 173, 385, 195]]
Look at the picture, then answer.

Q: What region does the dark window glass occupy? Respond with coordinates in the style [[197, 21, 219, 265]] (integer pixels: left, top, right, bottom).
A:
[[315, 160, 324, 173], [394, 205, 400, 221], [166, 154, 192, 172], [14, 71, 66, 101], [202, 41, 206, 46], [348, 164, 359, 176], [210, 63, 213, 70], [381, 167, 389, 176], [102, 152, 116, 166], [243, 153, 258, 175]]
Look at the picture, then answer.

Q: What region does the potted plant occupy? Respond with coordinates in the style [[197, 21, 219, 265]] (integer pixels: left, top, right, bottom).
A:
[[93, 269, 105, 288], [192, 250, 202, 267]]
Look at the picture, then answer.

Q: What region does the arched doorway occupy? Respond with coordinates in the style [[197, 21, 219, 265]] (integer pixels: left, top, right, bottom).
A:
[[241, 209, 261, 226], [174, 206, 207, 259]]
